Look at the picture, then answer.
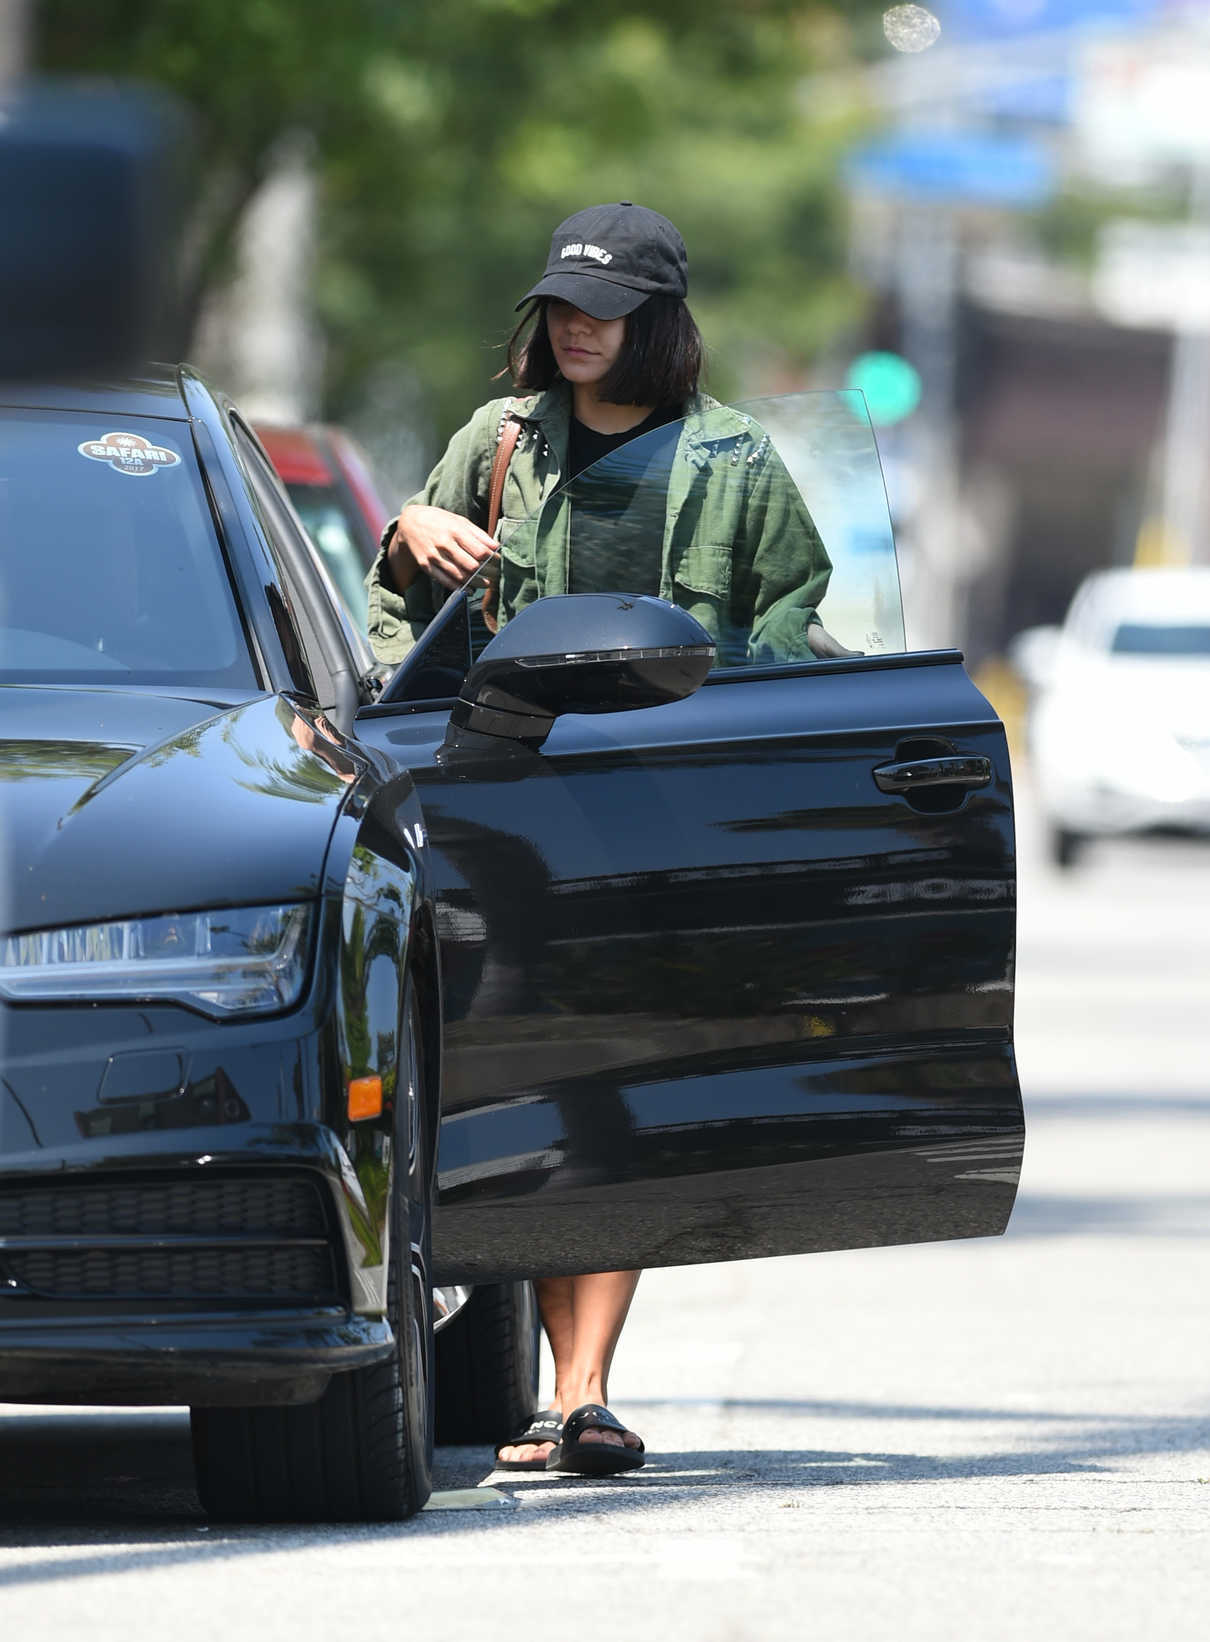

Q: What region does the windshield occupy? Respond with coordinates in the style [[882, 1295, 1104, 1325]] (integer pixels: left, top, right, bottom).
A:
[[1111, 622, 1210, 657], [0, 409, 257, 689], [491, 389, 902, 669]]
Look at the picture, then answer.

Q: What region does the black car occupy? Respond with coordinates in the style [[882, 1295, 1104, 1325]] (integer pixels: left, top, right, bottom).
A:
[[0, 368, 1024, 1520]]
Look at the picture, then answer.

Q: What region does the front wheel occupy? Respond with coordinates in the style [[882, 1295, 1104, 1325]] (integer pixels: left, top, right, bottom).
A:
[[191, 984, 434, 1521], [1049, 825, 1086, 870]]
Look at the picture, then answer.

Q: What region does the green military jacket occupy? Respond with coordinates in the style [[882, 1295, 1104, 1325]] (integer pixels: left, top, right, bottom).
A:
[[365, 383, 831, 668]]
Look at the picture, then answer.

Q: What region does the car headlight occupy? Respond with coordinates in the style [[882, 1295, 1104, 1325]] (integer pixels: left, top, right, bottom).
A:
[[0, 904, 313, 1018]]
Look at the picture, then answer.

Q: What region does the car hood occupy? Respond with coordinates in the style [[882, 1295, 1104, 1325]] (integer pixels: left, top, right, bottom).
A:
[[0, 689, 357, 934]]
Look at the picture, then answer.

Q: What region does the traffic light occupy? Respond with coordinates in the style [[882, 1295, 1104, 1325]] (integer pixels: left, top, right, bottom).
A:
[[845, 351, 922, 427]]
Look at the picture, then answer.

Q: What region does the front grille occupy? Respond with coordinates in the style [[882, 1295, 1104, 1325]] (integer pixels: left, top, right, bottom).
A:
[[0, 1173, 342, 1306], [5, 1245, 337, 1302], [0, 1176, 327, 1239]]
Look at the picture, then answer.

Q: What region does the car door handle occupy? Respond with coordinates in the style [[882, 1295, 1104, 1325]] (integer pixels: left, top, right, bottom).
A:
[[873, 755, 993, 795]]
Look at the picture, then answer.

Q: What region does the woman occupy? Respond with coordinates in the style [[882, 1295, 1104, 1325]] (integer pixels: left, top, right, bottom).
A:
[[367, 202, 834, 1474]]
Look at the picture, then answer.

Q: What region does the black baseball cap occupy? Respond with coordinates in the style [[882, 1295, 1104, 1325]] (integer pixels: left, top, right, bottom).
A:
[[516, 202, 688, 320]]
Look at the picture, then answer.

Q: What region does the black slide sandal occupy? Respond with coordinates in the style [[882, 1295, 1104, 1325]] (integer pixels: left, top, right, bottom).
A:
[[545, 1404, 645, 1475], [493, 1412, 564, 1471]]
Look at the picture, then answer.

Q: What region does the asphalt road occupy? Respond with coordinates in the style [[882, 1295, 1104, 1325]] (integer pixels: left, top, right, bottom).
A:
[[1, 778, 1207, 1641]]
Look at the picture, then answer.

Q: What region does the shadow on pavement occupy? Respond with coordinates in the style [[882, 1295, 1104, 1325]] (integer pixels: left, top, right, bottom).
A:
[[1006, 1191, 1210, 1238], [1022, 1094, 1210, 1118], [0, 1408, 489, 1534], [1008, 1088, 1210, 1235], [0, 1396, 1205, 1581]]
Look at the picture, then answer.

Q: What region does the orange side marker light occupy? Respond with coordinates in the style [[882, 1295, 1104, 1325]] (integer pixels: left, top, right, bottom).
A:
[[347, 1075, 383, 1122]]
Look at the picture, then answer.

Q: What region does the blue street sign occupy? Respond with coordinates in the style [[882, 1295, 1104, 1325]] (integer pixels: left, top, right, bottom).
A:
[[935, 0, 1159, 39], [847, 128, 1055, 207]]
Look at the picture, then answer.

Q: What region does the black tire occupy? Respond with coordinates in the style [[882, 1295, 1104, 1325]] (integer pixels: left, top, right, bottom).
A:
[[191, 985, 434, 1522], [434, 1280, 540, 1445], [1050, 825, 1085, 870]]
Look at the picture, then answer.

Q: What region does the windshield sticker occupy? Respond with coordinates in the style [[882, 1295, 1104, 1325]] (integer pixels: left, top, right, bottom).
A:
[[77, 431, 181, 477]]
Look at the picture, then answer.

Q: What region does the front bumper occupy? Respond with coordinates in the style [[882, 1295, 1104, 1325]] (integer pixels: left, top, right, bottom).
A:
[[0, 1310, 395, 1406], [0, 976, 399, 1407], [0, 1120, 394, 1406], [1054, 786, 1210, 837]]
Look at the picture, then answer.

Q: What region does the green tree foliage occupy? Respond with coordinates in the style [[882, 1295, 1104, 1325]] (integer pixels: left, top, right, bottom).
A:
[[38, 0, 887, 465]]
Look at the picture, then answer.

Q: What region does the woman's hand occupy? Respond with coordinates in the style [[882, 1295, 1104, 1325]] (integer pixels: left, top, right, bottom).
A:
[[387, 505, 499, 592]]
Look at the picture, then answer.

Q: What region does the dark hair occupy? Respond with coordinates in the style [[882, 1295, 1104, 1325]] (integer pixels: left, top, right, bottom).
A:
[[502, 295, 704, 407]]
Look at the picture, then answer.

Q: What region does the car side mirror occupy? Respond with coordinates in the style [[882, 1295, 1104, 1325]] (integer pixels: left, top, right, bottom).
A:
[[447, 594, 715, 748]]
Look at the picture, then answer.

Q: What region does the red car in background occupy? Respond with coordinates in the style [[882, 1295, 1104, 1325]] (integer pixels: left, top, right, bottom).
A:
[[255, 424, 392, 628]]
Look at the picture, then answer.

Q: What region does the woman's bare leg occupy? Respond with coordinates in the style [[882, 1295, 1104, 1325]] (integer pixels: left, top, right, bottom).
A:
[[495, 1269, 642, 1464], [553, 1269, 641, 1449]]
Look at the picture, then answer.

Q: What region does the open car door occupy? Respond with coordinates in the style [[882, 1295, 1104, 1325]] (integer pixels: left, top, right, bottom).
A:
[[355, 391, 1023, 1283]]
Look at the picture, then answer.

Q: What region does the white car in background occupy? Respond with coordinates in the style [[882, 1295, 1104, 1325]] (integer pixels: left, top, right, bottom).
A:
[[1015, 567, 1210, 867]]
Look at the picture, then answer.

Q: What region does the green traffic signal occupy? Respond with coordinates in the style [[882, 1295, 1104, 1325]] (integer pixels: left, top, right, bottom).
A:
[[845, 351, 921, 426]]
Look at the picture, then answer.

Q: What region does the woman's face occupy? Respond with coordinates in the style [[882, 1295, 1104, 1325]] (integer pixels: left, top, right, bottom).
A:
[[545, 300, 626, 390]]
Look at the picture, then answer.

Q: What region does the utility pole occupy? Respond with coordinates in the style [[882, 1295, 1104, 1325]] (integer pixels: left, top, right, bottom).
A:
[[839, 23, 1073, 653], [0, 0, 30, 86], [192, 132, 321, 424], [896, 195, 961, 652], [1158, 164, 1210, 566]]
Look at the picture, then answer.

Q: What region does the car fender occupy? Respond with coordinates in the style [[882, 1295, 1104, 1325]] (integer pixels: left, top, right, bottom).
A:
[[320, 767, 437, 1313]]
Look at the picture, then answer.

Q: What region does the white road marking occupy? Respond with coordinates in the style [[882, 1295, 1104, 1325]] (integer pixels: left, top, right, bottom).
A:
[[422, 1487, 514, 1510]]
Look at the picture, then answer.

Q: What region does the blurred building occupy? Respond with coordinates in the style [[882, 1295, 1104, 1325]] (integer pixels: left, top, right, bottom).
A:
[[959, 271, 1168, 657], [844, 0, 1210, 665]]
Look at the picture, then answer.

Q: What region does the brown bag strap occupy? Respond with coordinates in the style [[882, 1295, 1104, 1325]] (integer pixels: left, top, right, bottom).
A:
[[487, 413, 523, 538]]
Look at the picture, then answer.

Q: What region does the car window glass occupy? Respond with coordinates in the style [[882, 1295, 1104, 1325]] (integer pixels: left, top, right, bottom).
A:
[[0, 409, 257, 688], [376, 584, 472, 706], [730, 392, 904, 660], [495, 389, 902, 671], [232, 422, 372, 706], [1111, 621, 1210, 656], [285, 483, 370, 628]]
